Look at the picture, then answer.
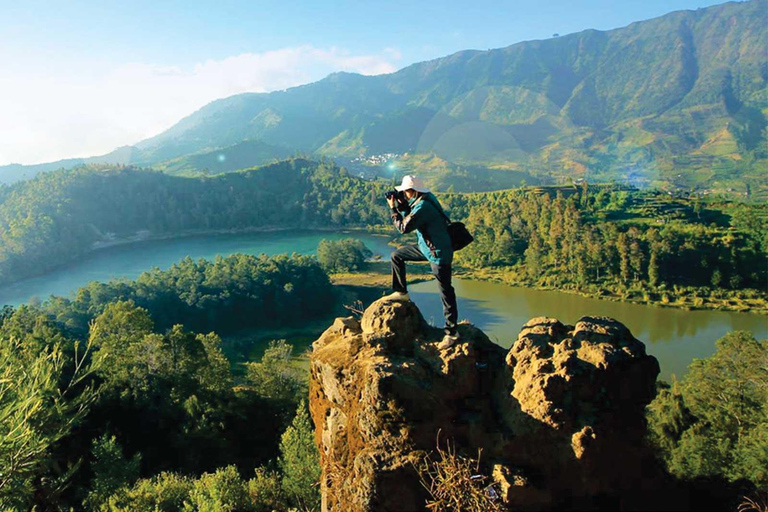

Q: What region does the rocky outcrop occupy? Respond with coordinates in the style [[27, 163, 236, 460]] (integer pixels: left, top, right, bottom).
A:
[[309, 298, 661, 512]]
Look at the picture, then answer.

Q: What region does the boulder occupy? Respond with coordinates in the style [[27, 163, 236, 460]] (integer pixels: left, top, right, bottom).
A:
[[310, 298, 661, 511]]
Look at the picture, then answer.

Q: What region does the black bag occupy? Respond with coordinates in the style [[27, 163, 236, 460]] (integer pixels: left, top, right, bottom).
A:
[[423, 193, 474, 251], [447, 221, 474, 251]]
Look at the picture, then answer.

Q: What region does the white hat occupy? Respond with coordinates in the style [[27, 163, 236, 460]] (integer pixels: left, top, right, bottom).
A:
[[395, 175, 430, 193]]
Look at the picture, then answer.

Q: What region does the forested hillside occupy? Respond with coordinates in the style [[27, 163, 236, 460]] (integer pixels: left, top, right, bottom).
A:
[[444, 186, 767, 308], [1, 158, 765, 308], [0, 159, 390, 286], [152, 140, 294, 176]]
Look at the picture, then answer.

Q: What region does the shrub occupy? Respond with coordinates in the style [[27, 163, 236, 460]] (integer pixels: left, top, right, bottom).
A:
[[105, 472, 192, 512], [246, 340, 306, 405], [248, 468, 288, 512], [184, 465, 253, 512]]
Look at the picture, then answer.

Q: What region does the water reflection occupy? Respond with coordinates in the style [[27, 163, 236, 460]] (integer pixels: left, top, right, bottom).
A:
[[410, 278, 767, 380]]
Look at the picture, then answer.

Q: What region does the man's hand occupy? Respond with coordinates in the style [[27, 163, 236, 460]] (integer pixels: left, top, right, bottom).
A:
[[387, 196, 396, 209]]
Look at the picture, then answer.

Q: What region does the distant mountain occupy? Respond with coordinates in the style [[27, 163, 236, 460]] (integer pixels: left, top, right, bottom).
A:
[[0, 146, 147, 185], [3, 1, 765, 194], [152, 139, 294, 176]]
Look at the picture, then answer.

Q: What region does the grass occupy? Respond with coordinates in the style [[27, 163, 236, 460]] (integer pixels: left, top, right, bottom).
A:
[[330, 260, 432, 287], [416, 432, 504, 512]]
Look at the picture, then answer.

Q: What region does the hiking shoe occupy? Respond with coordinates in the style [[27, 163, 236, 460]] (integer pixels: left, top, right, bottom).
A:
[[382, 291, 410, 302], [438, 333, 460, 350]]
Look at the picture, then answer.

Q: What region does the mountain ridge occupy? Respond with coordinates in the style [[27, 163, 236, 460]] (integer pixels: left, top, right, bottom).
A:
[[2, 1, 765, 194]]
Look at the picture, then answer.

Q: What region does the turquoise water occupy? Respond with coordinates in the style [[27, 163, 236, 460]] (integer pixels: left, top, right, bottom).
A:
[[0, 230, 394, 306], [0, 230, 764, 380]]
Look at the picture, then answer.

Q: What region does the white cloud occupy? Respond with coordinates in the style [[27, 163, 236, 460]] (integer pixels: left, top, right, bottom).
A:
[[0, 46, 400, 165]]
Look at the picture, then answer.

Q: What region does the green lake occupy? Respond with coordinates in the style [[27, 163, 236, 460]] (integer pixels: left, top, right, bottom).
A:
[[0, 230, 764, 380]]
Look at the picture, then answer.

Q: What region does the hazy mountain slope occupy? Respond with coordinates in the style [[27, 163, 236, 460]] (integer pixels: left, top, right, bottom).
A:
[[152, 139, 294, 176], [0, 146, 148, 185], [135, 0, 764, 192], [3, 1, 765, 193]]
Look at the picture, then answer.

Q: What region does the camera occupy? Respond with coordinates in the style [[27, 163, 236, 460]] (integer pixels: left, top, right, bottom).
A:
[[385, 189, 404, 201], [385, 189, 409, 212]]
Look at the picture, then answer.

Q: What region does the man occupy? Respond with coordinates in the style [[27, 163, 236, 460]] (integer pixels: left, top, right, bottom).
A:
[[384, 175, 459, 349]]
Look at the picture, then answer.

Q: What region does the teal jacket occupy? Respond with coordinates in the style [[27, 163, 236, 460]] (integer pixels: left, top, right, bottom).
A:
[[391, 192, 453, 265]]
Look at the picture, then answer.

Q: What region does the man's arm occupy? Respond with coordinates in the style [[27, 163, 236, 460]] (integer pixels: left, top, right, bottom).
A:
[[391, 202, 424, 234]]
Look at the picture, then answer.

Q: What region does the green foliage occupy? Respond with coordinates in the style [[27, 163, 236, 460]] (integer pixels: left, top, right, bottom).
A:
[[246, 340, 306, 405], [647, 331, 768, 488], [85, 304, 266, 475], [0, 333, 101, 509], [48, 252, 335, 335], [248, 468, 288, 512], [441, 187, 767, 296], [104, 472, 193, 512], [0, 250, 330, 510], [103, 466, 295, 512], [0, 251, 334, 510], [184, 465, 254, 512], [279, 401, 321, 512], [85, 434, 141, 511], [316, 238, 372, 273]]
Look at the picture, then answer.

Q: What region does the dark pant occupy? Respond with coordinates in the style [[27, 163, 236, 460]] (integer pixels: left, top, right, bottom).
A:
[[391, 245, 458, 335]]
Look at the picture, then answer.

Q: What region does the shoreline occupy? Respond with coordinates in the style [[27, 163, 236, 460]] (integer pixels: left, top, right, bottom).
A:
[[331, 260, 767, 315], [89, 225, 378, 251], [2, 228, 764, 316], [455, 268, 768, 315], [0, 225, 390, 291]]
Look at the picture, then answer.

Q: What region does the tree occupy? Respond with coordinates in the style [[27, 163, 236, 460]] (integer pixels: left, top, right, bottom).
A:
[[584, 227, 603, 282], [617, 232, 631, 284], [279, 401, 321, 511], [647, 331, 768, 487], [647, 228, 662, 287], [246, 340, 305, 405], [84, 434, 141, 511], [628, 229, 644, 283], [316, 238, 372, 273], [524, 231, 543, 280], [0, 337, 102, 509], [711, 268, 723, 288]]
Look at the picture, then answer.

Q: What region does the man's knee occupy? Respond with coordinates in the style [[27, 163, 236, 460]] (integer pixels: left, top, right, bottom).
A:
[[391, 250, 401, 264]]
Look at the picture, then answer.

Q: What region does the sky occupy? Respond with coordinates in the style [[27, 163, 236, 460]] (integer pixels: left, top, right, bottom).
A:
[[0, 0, 732, 166]]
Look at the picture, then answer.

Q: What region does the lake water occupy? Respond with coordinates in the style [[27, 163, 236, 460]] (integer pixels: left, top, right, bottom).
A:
[[410, 279, 767, 380], [0, 231, 394, 306], [0, 230, 765, 380]]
